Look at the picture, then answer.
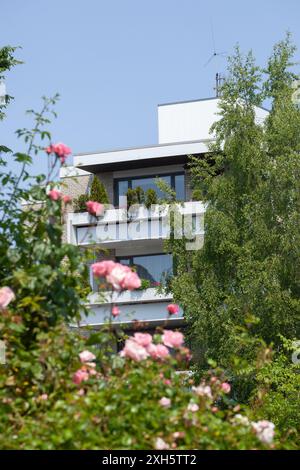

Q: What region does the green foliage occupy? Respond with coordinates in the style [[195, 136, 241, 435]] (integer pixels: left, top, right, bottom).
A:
[[144, 188, 158, 208], [73, 193, 90, 213], [74, 176, 109, 212], [126, 186, 144, 208], [0, 42, 298, 450], [90, 175, 109, 204], [0, 314, 279, 450], [0, 45, 22, 121], [169, 35, 300, 375], [251, 338, 300, 445]]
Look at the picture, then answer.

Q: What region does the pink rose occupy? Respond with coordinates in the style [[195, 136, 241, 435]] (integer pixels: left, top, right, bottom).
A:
[[46, 143, 71, 164], [0, 287, 15, 309], [48, 189, 61, 201], [72, 369, 89, 385], [162, 330, 184, 349], [120, 339, 149, 362], [147, 343, 169, 360], [39, 393, 48, 401], [251, 420, 275, 445], [62, 195, 72, 204], [112, 306, 120, 317], [133, 332, 152, 347], [192, 384, 213, 399], [106, 264, 130, 290], [86, 201, 104, 217], [79, 350, 96, 363], [187, 403, 199, 412], [221, 382, 231, 394], [154, 438, 169, 450], [121, 271, 141, 290], [92, 260, 116, 278], [166, 303, 179, 315], [159, 397, 171, 408]]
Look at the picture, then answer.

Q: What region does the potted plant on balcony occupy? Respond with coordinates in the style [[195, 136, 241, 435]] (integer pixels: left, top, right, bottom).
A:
[[74, 176, 109, 213]]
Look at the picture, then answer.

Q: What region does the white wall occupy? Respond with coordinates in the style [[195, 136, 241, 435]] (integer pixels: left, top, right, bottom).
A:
[[158, 98, 269, 145], [158, 98, 219, 144]]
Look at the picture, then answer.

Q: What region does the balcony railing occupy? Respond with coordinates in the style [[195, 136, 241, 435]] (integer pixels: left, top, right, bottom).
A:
[[66, 201, 206, 248]]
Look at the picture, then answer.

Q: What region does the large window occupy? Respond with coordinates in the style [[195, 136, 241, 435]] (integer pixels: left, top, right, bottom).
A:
[[116, 253, 173, 287], [114, 172, 185, 206]]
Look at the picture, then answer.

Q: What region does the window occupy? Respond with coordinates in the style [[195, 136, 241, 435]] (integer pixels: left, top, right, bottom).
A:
[[116, 253, 173, 287], [114, 172, 185, 206]]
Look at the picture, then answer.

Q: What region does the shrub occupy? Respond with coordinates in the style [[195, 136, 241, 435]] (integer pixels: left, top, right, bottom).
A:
[[73, 193, 90, 212], [90, 176, 109, 204]]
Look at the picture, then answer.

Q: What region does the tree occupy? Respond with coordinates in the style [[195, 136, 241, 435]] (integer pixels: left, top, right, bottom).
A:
[[90, 175, 109, 204], [169, 35, 300, 372]]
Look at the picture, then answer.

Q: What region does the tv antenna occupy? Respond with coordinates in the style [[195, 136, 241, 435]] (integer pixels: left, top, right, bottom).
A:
[[203, 21, 227, 67], [214, 72, 225, 97], [203, 20, 227, 96]]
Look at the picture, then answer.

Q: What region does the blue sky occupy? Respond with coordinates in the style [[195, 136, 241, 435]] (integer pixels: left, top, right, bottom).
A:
[[1, 0, 300, 176]]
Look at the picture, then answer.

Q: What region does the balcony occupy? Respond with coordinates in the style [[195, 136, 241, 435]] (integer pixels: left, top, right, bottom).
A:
[[66, 201, 206, 250], [77, 287, 183, 328]]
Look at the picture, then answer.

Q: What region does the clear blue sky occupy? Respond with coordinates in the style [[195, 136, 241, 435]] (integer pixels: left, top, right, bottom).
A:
[[1, 0, 300, 176]]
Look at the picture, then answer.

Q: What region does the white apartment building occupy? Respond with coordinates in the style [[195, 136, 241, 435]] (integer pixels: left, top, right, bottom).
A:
[[61, 97, 268, 332]]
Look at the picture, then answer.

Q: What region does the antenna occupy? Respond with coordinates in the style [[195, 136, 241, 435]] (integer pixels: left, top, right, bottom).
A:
[[203, 20, 227, 67], [214, 73, 225, 97], [203, 20, 227, 96]]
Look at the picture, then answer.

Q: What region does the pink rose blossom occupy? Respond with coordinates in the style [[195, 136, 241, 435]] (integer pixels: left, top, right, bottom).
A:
[[79, 350, 96, 363], [0, 287, 15, 309], [106, 264, 128, 290], [192, 384, 213, 399], [251, 420, 275, 445], [147, 343, 169, 360], [221, 382, 231, 394], [92, 260, 116, 278], [133, 332, 152, 347], [166, 303, 180, 315], [187, 403, 199, 412], [121, 271, 141, 290], [62, 195, 72, 204], [120, 339, 149, 362], [112, 306, 120, 317], [48, 189, 61, 201], [154, 437, 169, 450], [72, 369, 89, 385], [162, 330, 184, 349], [159, 397, 171, 408], [39, 393, 48, 401], [86, 201, 104, 217], [91, 260, 141, 291], [46, 143, 71, 164], [173, 431, 185, 439]]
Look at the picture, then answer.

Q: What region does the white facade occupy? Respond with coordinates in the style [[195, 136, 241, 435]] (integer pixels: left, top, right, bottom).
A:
[[158, 97, 269, 144]]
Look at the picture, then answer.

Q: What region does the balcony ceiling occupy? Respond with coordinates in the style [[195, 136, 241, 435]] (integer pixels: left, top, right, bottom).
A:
[[73, 140, 211, 173]]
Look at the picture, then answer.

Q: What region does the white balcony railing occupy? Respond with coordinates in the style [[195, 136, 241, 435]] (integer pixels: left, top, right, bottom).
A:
[[66, 201, 206, 249]]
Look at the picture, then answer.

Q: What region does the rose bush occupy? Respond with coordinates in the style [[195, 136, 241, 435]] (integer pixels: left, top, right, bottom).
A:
[[0, 45, 298, 450]]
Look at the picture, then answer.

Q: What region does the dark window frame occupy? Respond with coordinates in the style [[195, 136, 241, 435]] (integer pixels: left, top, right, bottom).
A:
[[113, 171, 185, 206]]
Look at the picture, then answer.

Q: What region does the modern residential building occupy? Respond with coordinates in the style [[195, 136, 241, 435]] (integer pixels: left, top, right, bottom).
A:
[[61, 97, 268, 333]]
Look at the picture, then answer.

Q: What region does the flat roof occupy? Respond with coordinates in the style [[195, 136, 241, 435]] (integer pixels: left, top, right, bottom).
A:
[[73, 139, 211, 173]]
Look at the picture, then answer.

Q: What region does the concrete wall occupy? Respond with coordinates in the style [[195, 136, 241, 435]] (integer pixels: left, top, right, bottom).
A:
[[158, 97, 269, 144]]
